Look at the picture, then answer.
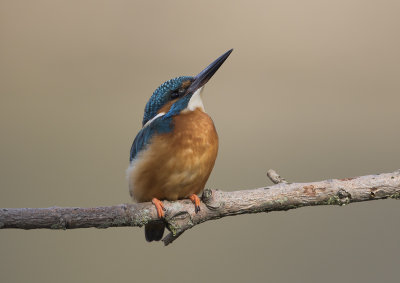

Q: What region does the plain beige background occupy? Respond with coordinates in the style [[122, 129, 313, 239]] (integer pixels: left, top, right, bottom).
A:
[[1, 1, 399, 282]]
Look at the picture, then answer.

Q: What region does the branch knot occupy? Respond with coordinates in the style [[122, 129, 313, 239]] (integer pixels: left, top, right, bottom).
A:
[[202, 189, 222, 210]]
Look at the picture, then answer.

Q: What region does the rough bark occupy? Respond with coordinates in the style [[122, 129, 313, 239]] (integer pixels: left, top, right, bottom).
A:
[[1, 170, 399, 246]]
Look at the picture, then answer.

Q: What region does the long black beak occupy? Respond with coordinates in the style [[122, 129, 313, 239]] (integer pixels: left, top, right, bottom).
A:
[[186, 49, 233, 94]]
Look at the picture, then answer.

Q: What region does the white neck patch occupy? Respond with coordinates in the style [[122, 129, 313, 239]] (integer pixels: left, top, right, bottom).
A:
[[186, 87, 205, 112], [143, 112, 165, 128]]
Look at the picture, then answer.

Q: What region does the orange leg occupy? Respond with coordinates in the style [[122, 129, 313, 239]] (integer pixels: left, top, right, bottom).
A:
[[189, 194, 201, 213], [151, 198, 165, 218]]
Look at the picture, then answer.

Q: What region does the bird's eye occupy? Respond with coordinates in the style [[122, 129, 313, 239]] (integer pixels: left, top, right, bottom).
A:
[[170, 88, 185, 100], [170, 91, 180, 99], [177, 88, 185, 95]]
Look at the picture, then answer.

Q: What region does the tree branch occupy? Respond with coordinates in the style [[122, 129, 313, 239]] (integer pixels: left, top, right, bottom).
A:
[[1, 170, 399, 246]]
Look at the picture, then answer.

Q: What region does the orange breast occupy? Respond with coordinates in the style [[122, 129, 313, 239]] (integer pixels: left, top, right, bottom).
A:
[[128, 109, 218, 202]]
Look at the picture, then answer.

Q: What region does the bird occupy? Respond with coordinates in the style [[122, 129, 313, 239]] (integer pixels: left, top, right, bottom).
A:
[[127, 49, 233, 242]]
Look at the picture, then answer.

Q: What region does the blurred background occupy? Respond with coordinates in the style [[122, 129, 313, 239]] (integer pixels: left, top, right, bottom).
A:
[[0, 1, 399, 282]]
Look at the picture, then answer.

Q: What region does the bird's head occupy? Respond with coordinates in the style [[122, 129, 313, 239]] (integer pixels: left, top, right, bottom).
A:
[[142, 49, 233, 126]]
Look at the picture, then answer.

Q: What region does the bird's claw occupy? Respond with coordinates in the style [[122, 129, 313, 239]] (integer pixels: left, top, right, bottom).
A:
[[151, 198, 165, 218], [189, 194, 201, 213]]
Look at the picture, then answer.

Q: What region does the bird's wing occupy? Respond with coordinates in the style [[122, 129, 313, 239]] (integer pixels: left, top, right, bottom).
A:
[[130, 123, 155, 162], [129, 116, 172, 162]]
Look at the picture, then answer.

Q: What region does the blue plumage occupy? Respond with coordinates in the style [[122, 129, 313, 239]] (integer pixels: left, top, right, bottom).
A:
[[163, 93, 192, 119], [130, 115, 173, 162], [142, 76, 193, 126]]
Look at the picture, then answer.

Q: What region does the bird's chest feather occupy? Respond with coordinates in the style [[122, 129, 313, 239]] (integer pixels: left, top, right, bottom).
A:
[[128, 109, 218, 202]]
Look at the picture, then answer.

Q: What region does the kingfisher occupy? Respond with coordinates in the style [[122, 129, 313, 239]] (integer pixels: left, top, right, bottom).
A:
[[127, 49, 233, 242]]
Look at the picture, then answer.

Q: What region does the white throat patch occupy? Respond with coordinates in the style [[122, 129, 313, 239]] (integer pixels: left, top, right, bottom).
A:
[[186, 87, 205, 112]]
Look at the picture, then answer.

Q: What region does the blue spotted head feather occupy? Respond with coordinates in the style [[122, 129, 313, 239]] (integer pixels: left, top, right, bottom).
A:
[[142, 76, 193, 126]]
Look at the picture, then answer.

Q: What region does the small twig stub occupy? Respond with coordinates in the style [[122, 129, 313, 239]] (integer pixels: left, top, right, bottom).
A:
[[267, 169, 289, 184]]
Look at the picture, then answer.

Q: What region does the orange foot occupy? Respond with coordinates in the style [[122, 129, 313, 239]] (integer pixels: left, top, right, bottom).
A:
[[151, 198, 165, 218], [189, 194, 201, 213]]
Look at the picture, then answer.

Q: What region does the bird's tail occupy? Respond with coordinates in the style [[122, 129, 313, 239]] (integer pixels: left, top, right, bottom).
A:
[[145, 222, 165, 242]]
